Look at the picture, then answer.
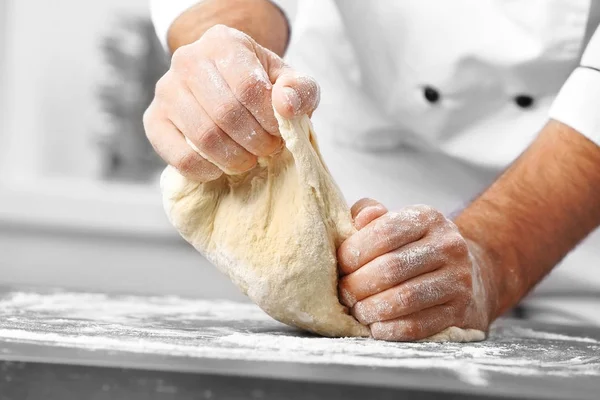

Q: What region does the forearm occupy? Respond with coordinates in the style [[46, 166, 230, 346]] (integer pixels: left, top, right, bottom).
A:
[[167, 0, 289, 55], [455, 120, 600, 320]]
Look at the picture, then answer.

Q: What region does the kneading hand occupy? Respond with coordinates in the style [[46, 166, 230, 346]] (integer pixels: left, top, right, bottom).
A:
[[338, 199, 495, 341], [144, 24, 320, 181]]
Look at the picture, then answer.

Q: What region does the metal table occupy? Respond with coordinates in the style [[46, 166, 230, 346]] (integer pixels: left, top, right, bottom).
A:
[[0, 287, 598, 399]]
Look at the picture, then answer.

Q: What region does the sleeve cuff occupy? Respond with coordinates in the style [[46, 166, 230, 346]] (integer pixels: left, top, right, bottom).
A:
[[581, 26, 600, 69], [269, 0, 297, 24], [150, 0, 298, 53], [150, 0, 202, 52], [549, 67, 600, 146]]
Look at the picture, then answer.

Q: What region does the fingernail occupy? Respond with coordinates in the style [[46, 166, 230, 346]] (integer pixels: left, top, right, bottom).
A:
[[283, 87, 301, 115]]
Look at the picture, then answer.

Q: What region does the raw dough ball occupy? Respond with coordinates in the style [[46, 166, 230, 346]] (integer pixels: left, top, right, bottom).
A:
[[161, 112, 485, 342]]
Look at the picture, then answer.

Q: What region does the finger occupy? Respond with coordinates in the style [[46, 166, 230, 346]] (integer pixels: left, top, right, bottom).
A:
[[350, 198, 388, 230], [214, 45, 280, 136], [158, 80, 258, 175], [370, 304, 457, 342], [186, 59, 282, 157], [144, 106, 222, 182], [339, 239, 447, 303], [258, 46, 320, 119], [272, 70, 321, 119], [350, 269, 462, 325], [337, 209, 428, 275]]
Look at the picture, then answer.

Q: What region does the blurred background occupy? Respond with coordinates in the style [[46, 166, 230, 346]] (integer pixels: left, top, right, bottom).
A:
[[0, 0, 245, 300]]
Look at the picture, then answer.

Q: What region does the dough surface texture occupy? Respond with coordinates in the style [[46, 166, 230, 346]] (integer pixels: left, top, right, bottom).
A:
[[161, 113, 369, 337], [161, 112, 485, 342]]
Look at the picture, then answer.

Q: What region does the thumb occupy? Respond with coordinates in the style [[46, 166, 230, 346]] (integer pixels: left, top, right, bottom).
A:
[[271, 69, 320, 119], [254, 43, 320, 119]]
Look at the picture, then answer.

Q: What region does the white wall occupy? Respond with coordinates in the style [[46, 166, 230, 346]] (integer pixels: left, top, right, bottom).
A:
[[0, 0, 151, 181]]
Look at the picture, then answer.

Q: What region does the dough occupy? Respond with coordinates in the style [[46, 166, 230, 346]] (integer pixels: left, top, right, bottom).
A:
[[161, 112, 485, 342], [422, 327, 485, 343], [161, 112, 368, 337]]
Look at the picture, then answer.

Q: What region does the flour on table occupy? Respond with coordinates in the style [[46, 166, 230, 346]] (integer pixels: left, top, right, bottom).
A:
[[161, 112, 483, 342], [1, 291, 600, 389]]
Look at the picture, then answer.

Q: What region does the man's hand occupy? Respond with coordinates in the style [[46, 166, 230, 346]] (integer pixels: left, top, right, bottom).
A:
[[144, 23, 320, 181], [337, 199, 494, 341]]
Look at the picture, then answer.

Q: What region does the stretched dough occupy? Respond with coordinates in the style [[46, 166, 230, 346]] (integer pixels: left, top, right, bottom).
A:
[[161, 112, 485, 342], [161, 113, 368, 337]]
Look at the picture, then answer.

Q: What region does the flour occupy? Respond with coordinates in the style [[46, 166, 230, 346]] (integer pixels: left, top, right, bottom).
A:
[[214, 331, 599, 385], [507, 326, 598, 344], [1, 290, 599, 389], [0, 291, 270, 322]]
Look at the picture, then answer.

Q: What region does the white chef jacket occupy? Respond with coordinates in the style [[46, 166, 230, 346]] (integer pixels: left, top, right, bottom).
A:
[[151, 0, 600, 325]]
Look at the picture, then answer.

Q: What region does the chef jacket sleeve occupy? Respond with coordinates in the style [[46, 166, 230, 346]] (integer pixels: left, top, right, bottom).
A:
[[549, 26, 600, 146], [150, 0, 297, 52]]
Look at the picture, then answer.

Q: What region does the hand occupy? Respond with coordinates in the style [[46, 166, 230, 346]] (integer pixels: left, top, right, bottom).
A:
[[337, 199, 495, 341], [144, 24, 320, 181]]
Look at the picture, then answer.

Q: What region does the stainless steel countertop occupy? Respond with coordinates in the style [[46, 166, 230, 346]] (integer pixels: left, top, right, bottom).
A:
[[0, 286, 598, 399]]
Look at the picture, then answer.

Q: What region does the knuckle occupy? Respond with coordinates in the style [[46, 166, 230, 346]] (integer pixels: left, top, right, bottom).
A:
[[142, 103, 164, 143], [382, 211, 405, 236], [142, 105, 155, 132], [379, 255, 402, 286], [175, 151, 200, 175], [199, 125, 223, 151], [170, 45, 195, 70], [154, 74, 172, 98], [205, 24, 229, 36], [385, 211, 403, 225], [213, 100, 244, 128], [204, 24, 236, 39], [235, 74, 271, 106], [400, 205, 427, 225], [442, 232, 469, 255], [400, 320, 421, 340], [414, 204, 435, 215], [201, 25, 250, 48], [427, 207, 445, 224], [442, 234, 469, 259], [413, 204, 444, 225], [394, 288, 415, 311], [199, 126, 257, 172]]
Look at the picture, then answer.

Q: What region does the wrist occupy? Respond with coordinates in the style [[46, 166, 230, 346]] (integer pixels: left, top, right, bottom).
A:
[[456, 214, 525, 322], [463, 238, 503, 323], [167, 0, 289, 55]]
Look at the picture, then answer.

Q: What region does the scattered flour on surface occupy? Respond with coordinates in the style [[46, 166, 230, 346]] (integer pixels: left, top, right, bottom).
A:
[[507, 327, 598, 344], [0, 292, 270, 322], [1, 291, 600, 388]]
